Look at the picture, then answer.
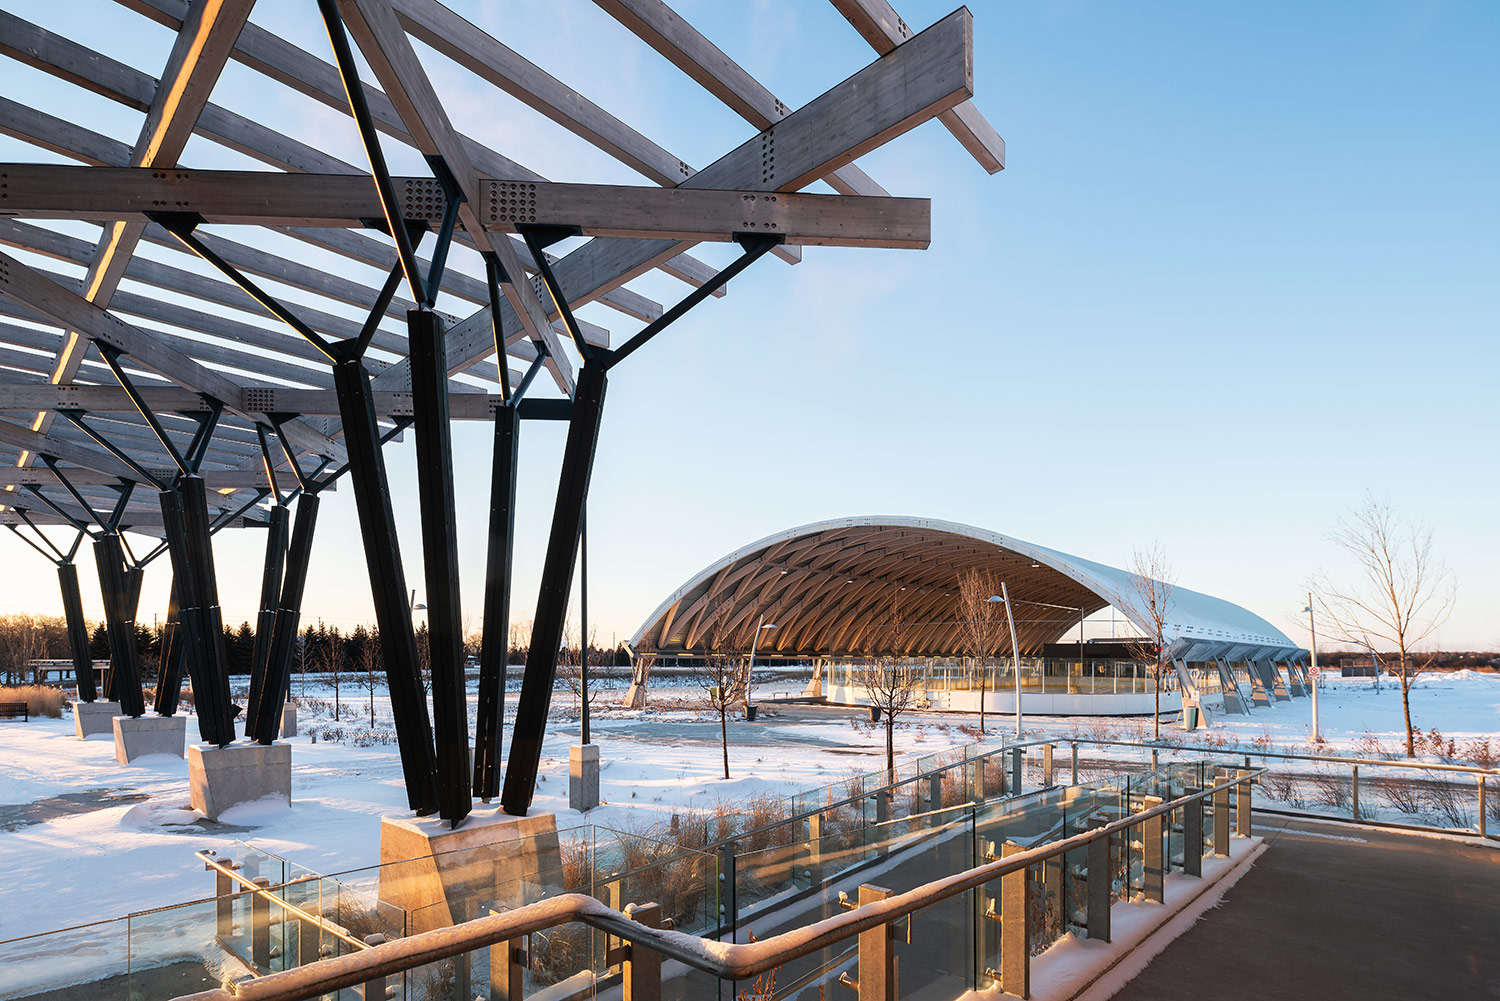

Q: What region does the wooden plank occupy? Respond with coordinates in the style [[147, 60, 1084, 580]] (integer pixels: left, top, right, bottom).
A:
[[593, 0, 888, 198], [828, 0, 1004, 172], [0, 166, 929, 248], [402, 6, 973, 383]]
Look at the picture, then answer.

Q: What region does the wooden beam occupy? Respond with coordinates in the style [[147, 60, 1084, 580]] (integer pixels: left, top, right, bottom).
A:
[[388, 0, 797, 267], [0, 250, 348, 463], [335, 0, 575, 393], [0, 384, 510, 420], [0, 166, 930, 248], [593, 0, 887, 198], [28, 0, 256, 448], [404, 7, 973, 383], [828, 0, 1005, 172]]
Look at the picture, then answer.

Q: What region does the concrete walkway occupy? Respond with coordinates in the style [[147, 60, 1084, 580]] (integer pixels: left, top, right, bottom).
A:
[[1110, 814, 1500, 1000]]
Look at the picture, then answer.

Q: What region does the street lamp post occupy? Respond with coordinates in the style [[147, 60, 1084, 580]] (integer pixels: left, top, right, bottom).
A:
[[989, 586, 1023, 737], [746, 616, 777, 714], [1303, 593, 1319, 740]]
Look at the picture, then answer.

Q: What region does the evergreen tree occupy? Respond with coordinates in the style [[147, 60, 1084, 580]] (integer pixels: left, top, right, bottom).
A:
[[89, 624, 110, 659]]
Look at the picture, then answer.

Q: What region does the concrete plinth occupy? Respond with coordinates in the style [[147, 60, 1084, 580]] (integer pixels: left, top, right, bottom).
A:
[[570, 743, 600, 813], [379, 808, 562, 934], [188, 742, 291, 821], [113, 714, 186, 763], [280, 706, 297, 738], [74, 700, 122, 739]]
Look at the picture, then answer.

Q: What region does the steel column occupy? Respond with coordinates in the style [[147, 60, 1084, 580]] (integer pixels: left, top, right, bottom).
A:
[[409, 308, 470, 827], [501, 360, 608, 816], [154, 578, 186, 716], [474, 403, 519, 800], [333, 355, 439, 815], [159, 477, 236, 744], [246, 504, 290, 737], [251, 493, 320, 745], [58, 562, 96, 702], [93, 533, 145, 717]]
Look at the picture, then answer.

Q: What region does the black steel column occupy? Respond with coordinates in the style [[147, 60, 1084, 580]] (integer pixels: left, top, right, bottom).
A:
[[58, 562, 96, 702], [159, 479, 236, 745], [409, 309, 471, 826], [502, 360, 608, 816], [246, 505, 290, 736], [252, 493, 319, 745], [580, 509, 589, 745], [333, 355, 439, 815], [94, 534, 145, 717], [473, 403, 518, 800], [153, 578, 185, 716]]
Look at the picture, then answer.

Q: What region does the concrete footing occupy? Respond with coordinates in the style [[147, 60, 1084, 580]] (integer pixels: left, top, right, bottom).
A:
[[74, 700, 121, 739], [570, 743, 600, 813], [378, 809, 562, 934], [113, 714, 186, 763], [280, 706, 297, 738], [188, 742, 292, 821]]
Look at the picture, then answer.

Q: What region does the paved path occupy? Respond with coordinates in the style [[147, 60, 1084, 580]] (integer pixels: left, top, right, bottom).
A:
[[1111, 814, 1500, 1001]]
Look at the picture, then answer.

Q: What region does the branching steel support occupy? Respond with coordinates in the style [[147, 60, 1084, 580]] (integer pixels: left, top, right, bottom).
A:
[[94, 532, 144, 717], [159, 477, 236, 744], [502, 360, 608, 816], [251, 493, 320, 745], [473, 402, 518, 800], [246, 504, 290, 735], [59, 562, 96, 702], [333, 355, 439, 814], [409, 308, 470, 826]]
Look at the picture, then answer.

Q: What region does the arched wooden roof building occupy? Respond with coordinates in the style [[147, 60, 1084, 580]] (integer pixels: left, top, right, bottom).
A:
[[630, 516, 1303, 663]]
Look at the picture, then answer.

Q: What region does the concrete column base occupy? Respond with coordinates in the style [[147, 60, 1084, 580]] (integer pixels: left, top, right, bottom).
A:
[[378, 808, 562, 934], [188, 742, 291, 821], [621, 682, 646, 709], [74, 700, 122, 739], [570, 743, 600, 813], [803, 677, 824, 698], [113, 714, 186, 763], [280, 706, 298, 738]]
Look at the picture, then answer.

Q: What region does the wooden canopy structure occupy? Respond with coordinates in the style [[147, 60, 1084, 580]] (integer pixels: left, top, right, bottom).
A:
[[0, 0, 1003, 821], [632, 517, 1303, 662]]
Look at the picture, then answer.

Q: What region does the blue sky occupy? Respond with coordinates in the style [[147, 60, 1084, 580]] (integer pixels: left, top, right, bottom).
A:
[[0, 1, 1495, 649]]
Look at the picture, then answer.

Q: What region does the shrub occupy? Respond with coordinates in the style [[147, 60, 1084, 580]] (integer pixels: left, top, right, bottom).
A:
[[1, 685, 66, 718]]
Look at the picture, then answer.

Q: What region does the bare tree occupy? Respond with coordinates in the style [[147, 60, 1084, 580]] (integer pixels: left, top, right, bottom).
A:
[[1311, 493, 1456, 757], [856, 589, 923, 776], [509, 619, 533, 665], [1125, 545, 1176, 741], [355, 626, 382, 728], [558, 618, 603, 718], [621, 640, 657, 709], [957, 568, 1005, 734], [0, 614, 49, 686], [696, 599, 750, 780], [319, 632, 345, 720]]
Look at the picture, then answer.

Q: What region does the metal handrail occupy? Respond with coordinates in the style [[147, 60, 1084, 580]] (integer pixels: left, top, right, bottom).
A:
[[172, 769, 1262, 1001], [197, 851, 374, 954], [1040, 736, 1500, 777]]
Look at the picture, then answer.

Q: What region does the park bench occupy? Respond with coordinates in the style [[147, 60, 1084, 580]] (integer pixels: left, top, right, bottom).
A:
[[0, 701, 29, 722]]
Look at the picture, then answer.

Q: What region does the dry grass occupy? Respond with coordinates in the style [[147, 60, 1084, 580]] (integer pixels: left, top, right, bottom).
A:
[[0, 685, 66, 718]]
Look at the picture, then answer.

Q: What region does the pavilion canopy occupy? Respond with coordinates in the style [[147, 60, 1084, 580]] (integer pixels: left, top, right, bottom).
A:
[[631, 516, 1305, 663]]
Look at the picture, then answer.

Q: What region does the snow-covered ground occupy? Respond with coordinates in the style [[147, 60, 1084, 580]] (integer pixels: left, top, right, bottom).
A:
[[0, 670, 1495, 946]]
